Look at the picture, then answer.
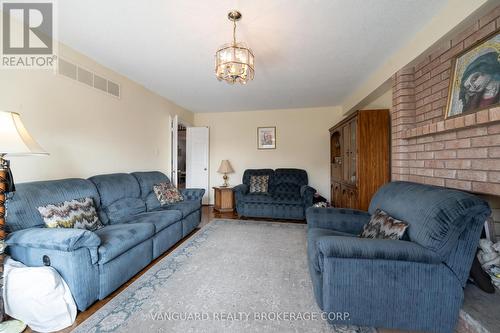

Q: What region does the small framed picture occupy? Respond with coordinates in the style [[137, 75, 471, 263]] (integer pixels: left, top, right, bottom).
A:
[[445, 29, 500, 118], [257, 127, 276, 150]]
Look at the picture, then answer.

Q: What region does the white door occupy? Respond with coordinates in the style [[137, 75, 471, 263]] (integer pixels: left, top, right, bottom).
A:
[[186, 127, 209, 204], [171, 115, 178, 186]]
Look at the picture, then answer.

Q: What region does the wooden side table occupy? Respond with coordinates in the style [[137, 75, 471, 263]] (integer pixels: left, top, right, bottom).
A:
[[213, 186, 234, 212]]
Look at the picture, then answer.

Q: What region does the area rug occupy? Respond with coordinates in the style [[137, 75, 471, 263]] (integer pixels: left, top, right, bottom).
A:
[[73, 219, 376, 333]]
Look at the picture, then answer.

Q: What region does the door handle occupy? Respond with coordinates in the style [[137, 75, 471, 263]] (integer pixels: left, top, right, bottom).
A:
[[204, 168, 207, 171]]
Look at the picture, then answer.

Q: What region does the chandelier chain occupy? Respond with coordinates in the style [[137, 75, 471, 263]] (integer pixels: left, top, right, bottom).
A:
[[233, 20, 236, 46]]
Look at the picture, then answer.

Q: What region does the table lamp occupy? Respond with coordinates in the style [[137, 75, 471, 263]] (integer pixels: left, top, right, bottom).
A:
[[0, 110, 48, 332], [217, 160, 234, 187]]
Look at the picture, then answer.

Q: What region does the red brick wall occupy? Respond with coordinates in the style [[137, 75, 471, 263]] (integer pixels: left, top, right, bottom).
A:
[[391, 6, 500, 197]]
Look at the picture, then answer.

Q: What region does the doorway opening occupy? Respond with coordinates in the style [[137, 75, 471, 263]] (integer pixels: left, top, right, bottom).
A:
[[177, 124, 187, 189]]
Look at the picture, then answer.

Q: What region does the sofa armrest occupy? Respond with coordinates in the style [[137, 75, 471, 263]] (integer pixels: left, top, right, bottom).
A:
[[300, 185, 316, 207], [233, 184, 249, 201], [306, 207, 370, 234], [6, 227, 101, 252], [318, 236, 442, 264], [233, 184, 248, 194], [7, 229, 100, 311], [180, 188, 205, 202]]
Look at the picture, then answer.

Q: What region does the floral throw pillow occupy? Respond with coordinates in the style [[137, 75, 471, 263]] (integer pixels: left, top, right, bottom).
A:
[[249, 175, 269, 193], [360, 209, 409, 240], [38, 197, 103, 231], [153, 182, 184, 205]]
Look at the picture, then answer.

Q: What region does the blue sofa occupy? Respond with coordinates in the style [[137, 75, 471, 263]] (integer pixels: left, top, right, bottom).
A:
[[233, 168, 316, 220], [5, 171, 204, 311], [306, 181, 491, 333]]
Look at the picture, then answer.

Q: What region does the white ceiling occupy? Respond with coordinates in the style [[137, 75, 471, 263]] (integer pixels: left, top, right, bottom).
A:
[[58, 0, 446, 113]]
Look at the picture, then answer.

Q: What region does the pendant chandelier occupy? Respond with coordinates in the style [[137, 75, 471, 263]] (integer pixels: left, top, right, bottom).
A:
[[215, 10, 255, 84]]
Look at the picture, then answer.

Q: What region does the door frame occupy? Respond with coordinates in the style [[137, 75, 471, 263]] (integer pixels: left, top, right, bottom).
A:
[[170, 115, 192, 187]]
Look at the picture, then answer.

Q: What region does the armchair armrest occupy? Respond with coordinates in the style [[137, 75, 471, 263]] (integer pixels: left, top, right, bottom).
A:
[[180, 188, 205, 202], [318, 236, 442, 264], [300, 185, 316, 207], [6, 227, 101, 252], [306, 207, 370, 235]]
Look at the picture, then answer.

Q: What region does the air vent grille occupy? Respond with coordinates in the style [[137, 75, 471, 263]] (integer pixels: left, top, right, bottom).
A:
[[58, 58, 121, 98]]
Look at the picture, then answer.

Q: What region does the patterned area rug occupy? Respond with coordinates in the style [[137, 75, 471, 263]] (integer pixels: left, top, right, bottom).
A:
[[73, 220, 376, 333]]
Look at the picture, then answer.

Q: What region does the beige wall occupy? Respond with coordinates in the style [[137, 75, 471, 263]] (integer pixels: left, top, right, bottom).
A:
[[194, 107, 344, 204], [0, 43, 193, 183], [358, 88, 392, 111]]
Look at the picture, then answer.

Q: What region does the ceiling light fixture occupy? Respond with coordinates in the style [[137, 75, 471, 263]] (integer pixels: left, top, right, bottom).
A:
[[215, 10, 254, 84]]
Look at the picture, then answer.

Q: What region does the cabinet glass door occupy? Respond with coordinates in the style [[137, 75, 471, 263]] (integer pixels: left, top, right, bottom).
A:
[[331, 131, 342, 180], [350, 119, 357, 184], [342, 125, 350, 182]]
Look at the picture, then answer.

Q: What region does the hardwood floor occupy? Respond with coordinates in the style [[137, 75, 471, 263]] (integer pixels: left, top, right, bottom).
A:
[[24, 206, 304, 333]]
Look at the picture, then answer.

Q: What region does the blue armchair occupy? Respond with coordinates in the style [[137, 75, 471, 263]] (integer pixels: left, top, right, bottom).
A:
[[306, 181, 491, 333], [234, 168, 315, 220]]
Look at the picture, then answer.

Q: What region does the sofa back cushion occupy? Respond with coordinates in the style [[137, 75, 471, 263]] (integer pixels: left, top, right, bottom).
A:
[[132, 171, 170, 211], [274, 169, 308, 196], [6, 178, 101, 232], [242, 169, 275, 192], [369, 182, 490, 264], [89, 173, 145, 224]]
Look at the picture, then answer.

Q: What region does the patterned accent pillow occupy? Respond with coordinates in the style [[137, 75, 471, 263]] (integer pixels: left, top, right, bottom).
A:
[[360, 209, 409, 240], [249, 175, 270, 193], [38, 197, 103, 231], [153, 182, 184, 205], [313, 202, 330, 208]]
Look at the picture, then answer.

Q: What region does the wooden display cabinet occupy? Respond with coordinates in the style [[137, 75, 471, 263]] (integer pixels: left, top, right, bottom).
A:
[[329, 109, 390, 210]]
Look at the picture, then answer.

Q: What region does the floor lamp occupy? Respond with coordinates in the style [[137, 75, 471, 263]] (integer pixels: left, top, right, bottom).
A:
[[0, 111, 48, 332]]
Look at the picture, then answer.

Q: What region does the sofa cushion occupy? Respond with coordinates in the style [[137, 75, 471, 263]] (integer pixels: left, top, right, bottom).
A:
[[38, 197, 103, 231], [6, 178, 102, 232], [89, 173, 140, 206], [158, 200, 199, 218], [239, 193, 302, 206], [119, 210, 182, 233], [242, 169, 275, 190], [271, 193, 302, 205], [89, 173, 146, 224], [274, 169, 308, 196], [368, 181, 490, 258], [94, 223, 154, 264], [238, 193, 274, 204], [132, 171, 170, 211], [105, 198, 146, 224]]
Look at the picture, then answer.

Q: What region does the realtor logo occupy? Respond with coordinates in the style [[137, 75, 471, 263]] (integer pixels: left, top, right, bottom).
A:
[[1, 0, 57, 68]]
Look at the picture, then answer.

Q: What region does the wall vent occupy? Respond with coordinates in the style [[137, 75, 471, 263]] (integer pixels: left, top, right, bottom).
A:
[[58, 57, 121, 98]]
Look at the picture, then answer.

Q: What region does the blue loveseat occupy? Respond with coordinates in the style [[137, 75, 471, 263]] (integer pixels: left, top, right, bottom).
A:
[[233, 168, 315, 220], [306, 181, 491, 333], [5, 171, 204, 311]]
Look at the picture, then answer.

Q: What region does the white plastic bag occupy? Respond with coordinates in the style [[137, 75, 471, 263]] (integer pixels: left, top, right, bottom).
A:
[[3, 257, 77, 332]]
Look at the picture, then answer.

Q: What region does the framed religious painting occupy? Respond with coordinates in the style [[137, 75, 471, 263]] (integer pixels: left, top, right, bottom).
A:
[[257, 127, 276, 150], [445, 29, 500, 118]]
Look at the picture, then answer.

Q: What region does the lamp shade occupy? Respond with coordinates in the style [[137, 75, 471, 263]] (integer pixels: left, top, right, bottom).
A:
[[217, 160, 234, 174], [0, 111, 47, 155]]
